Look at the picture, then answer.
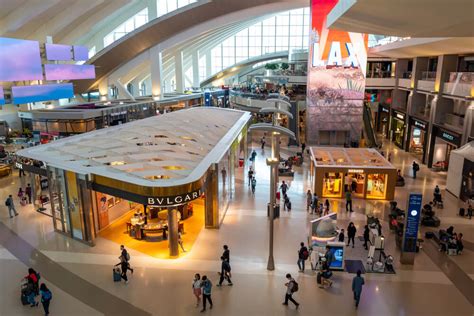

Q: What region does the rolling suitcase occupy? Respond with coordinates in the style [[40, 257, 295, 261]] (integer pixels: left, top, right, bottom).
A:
[[459, 208, 465, 217], [113, 267, 121, 282], [316, 272, 322, 284]]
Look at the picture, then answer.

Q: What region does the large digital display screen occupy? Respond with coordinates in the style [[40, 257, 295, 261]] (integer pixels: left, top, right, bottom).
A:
[[73, 45, 89, 61], [12, 83, 74, 104], [306, 0, 368, 144], [44, 64, 96, 80], [45, 43, 72, 61], [0, 86, 5, 105], [0, 37, 43, 81]]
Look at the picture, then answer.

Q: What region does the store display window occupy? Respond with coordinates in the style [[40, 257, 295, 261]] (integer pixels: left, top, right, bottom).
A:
[[409, 126, 425, 159], [323, 172, 343, 198], [345, 173, 365, 198], [366, 173, 387, 199], [392, 118, 405, 148]]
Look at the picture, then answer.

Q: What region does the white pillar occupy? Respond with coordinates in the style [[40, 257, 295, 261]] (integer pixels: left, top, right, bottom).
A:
[[147, 0, 157, 20], [205, 52, 212, 79], [150, 46, 163, 98], [98, 79, 109, 101], [175, 51, 185, 93], [192, 50, 200, 88]]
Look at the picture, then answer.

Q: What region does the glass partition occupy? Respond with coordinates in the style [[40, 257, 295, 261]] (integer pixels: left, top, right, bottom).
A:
[[322, 172, 343, 198], [366, 173, 387, 199], [346, 172, 365, 198]]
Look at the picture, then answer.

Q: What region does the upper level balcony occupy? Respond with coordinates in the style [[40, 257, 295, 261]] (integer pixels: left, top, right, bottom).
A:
[[366, 70, 396, 88], [398, 78, 412, 89], [417, 71, 436, 92], [443, 72, 473, 98]]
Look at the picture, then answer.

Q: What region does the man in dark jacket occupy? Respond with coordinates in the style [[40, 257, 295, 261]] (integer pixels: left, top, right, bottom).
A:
[[412, 161, 419, 179], [222, 245, 230, 262], [217, 256, 233, 286], [363, 225, 370, 250], [347, 222, 357, 248]]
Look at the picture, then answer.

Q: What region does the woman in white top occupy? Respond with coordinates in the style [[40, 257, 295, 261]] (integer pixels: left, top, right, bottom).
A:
[[192, 273, 202, 306]]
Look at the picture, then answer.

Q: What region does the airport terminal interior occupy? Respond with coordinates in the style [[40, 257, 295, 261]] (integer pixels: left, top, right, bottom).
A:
[[0, 0, 473, 315]]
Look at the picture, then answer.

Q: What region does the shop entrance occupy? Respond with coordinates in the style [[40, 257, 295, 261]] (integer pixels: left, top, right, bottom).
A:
[[391, 117, 405, 148], [366, 173, 387, 199], [408, 127, 426, 160], [432, 138, 457, 171], [345, 172, 365, 198], [96, 193, 205, 259], [323, 172, 343, 198]]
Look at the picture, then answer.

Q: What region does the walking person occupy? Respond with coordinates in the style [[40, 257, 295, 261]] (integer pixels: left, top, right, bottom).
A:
[[388, 152, 392, 162], [19, 166, 26, 178], [280, 181, 288, 196], [120, 245, 134, 274], [222, 244, 230, 262], [347, 222, 357, 248], [217, 256, 233, 286], [18, 187, 24, 200], [247, 167, 254, 187], [178, 231, 186, 252], [282, 273, 299, 309], [311, 193, 319, 214], [25, 268, 39, 307], [251, 177, 256, 194], [301, 142, 306, 154], [25, 183, 32, 204], [345, 190, 353, 212], [306, 190, 312, 212], [363, 225, 370, 250], [412, 161, 419, 179], [260, 136, 266, 150], [200, 275, 213, 312], [352, 270, 365, 308], [192, 274, 202, 307], [39, 283, 52, 315], [324, 199, 330, 215], [297, 242, 308, 272], [115, 256, 130, 284], [5, 195, 19, 218]]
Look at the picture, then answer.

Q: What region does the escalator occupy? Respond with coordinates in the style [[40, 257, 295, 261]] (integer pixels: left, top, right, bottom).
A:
[[363, 102, 380, 148]]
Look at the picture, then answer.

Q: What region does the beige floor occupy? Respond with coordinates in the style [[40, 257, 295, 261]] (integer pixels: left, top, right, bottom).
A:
[[0, 136, 472, 315]]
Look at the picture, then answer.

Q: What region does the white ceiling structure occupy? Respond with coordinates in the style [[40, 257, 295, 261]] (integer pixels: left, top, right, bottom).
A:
[[18, 107, 251, 187], [327, 0, 474, 37]]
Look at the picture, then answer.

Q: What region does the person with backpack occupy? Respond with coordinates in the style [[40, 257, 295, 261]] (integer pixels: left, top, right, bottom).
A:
[[297, 242, 309, 272], [200, 275, 213, 312], [412, 161, 419, 179], [251, 177, 257, 194], [6, 194, 19, 218], [39, 283, 52, 315], [352, 270, 365, 308], [282, 273, 299, 308], [120, 245, 134, 274], [222, 245, 230, 263], [217, 256, 233, 286]]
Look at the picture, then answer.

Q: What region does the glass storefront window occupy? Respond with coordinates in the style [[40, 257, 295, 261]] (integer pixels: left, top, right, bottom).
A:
[[65, 171, 84, 240], [48, 167, 70, 233], [217, 152, 231, 223], [409, 127, 425, 159], [323, 172, 343, 198], [392, 118, 405, 148], [366, 174, 387, 199]]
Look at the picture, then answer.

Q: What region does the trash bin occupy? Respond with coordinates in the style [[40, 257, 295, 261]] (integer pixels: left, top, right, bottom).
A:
[[267, 203, 280, 219]]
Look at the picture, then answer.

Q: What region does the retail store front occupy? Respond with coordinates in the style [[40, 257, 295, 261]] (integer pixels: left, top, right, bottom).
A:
[[390, 109, 406, 149], [18, 108, 250, 258], [407, 117, 428, 162], [310, 148, 396, 200], [377, 104, 390, 136], [428, 126, 462, 171]]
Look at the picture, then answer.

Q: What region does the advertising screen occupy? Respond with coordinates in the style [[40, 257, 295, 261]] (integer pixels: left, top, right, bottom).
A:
[[73, 45, 89, 61], [0, 37, 43, 81], [44, 64, 96, 80], [328, 245, 344, 269], [306, 0, 368, 144], [0, 86, 4, 105], [45, 43, 72, 61], [12, 83, 74, 104]]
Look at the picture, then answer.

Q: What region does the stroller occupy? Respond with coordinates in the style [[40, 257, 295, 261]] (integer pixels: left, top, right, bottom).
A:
[[433, 193, 444, 209], [20, 277, 34, 306]]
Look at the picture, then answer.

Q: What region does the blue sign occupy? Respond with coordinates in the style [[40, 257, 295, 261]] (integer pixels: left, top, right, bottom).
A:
[[403, 193, 422, 252]]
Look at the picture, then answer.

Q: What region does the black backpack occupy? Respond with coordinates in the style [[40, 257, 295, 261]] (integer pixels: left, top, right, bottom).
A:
[[291, 280, 299, 293], [5, 199, 10, 206]]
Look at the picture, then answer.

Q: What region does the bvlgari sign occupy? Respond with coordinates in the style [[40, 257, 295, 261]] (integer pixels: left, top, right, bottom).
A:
[[147, 189, 203, 206]]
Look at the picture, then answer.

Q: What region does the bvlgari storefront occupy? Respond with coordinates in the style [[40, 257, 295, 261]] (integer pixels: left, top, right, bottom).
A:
[[18, 108, 250, 258]]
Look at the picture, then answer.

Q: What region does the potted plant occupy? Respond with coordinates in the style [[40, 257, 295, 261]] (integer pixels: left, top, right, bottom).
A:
[[264, 63, 279, 76]]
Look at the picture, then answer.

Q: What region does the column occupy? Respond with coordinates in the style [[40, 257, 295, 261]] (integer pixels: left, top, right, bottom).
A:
[[98, 79, 109, 101], [192, 50, 200, 88], [167, 208, 179, 257], [205, 52, 212, 79], [462, 103, 474, 145], [175, 51, 185, 93], [150, 46, 163, 98], [205, 165, 219, 228], [147, 0, 157, 20]]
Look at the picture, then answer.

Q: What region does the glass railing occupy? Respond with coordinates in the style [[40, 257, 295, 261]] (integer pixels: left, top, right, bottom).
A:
[[421, 71, 436, 81], [448, 72, 474, 83], [368, 36, 411, 48], [402, 72, 412, 79], [366, 70, 393, 78]]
